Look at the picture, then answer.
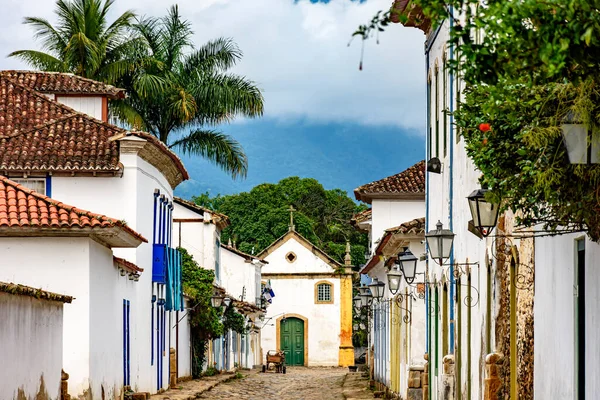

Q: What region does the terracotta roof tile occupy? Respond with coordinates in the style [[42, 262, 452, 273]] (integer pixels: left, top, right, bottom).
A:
[[0, 74, 188, 185], [0, 281, 72, 303], [113, 256, 144, 273], [384, 217, 426, 236], [173, 197, 229, 227], [1, 70, 125, 99], [351, 209, 372, 224], [0, 175, 147, 242], [354, 160, 425, 203]]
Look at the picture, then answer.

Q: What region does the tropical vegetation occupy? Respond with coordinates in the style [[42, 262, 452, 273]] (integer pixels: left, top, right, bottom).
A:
[[357, 0, 600, 240], [193, 177, 369, 266], [11, 0, 264, 179]]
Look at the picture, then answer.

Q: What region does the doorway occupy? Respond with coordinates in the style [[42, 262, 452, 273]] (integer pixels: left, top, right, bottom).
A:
[[280, 317, 305, 366]]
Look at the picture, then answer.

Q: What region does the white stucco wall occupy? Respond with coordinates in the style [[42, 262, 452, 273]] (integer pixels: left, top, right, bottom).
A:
[[56, 95, 104, 120], [261, 237, 335, 275], [175, 297, 192, 379], [221, 248, 260, 304], [534, 234, 600, 399], [371, 199, 425, 251], [172, 203, 220, 282], [0, 292, 64, 400]]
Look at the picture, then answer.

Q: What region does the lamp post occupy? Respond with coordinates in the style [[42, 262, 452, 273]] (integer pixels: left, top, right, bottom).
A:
[[398, 249, 418, 284], [368, 278, 386, 302], [425, 220, 455, 265], [467, 188, 500, 237]]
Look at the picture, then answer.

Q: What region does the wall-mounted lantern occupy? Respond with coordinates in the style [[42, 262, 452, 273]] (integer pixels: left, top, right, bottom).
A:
[[425, 220, 455, 265], [561, 115, 600, 164], [467, 188, 500, 237], [368, 278, 386, 301]]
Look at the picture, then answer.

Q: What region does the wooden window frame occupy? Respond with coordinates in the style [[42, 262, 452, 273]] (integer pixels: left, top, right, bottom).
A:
[[314, 280, 334, 304]]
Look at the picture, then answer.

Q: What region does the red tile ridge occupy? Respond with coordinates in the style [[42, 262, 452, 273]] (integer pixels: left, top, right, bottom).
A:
[[113, 256, 144, 273]]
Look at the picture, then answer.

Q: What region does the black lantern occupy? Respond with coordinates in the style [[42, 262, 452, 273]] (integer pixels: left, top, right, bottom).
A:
[[467, 188, 500, 237], [368, 278, 386, 301], [223, 297, 232, 307], [358, 285, 372, 307], [211, 296, 224, 308], [387, 265, 402, 295], [398, 249, 418, 284], [353, 295, 363, 312], [425, 220, 455, 264]]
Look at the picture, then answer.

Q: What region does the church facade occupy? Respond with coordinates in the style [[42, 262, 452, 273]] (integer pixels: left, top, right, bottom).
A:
[[258, 224, 354, 367]]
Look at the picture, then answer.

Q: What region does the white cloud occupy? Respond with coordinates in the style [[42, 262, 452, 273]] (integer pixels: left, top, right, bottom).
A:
[[1, 0, 426, 131]]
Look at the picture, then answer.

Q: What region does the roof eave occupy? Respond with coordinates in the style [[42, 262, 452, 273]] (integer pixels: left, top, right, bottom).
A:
[[0, 226, 145, 248]]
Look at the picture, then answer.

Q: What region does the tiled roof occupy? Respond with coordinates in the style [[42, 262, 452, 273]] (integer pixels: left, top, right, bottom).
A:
[[173, 197, 229, 227], [0, 281, 73, 303], [351, 209, 372, 224], [389, 0, 432, 33], [354, 160, 425, 203], [0, 76, 122, 173], [0, 70, 126, 99], [0, 176, 147, 245], [221, 243, 268, 263], [0, 75, 188, 187], [384, 217, 426, 236], [361, 217, 425, 274], [113, 256, 144, 273]]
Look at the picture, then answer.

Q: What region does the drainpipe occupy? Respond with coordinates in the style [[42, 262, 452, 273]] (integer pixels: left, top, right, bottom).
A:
[[424, 40, 432, 400], [448, 6, 456, 355], [152, 295, 156, 366]]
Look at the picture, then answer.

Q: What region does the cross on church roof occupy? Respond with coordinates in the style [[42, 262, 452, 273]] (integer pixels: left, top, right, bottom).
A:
[[289, 205, 296, 232]]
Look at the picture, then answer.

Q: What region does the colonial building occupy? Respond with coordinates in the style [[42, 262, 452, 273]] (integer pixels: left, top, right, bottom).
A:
[[0, 70, 189, 399], [353, 161, 427, 399], [258, 216, 354, 367]]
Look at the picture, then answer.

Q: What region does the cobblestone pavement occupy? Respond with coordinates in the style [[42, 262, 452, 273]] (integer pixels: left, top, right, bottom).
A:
[[198, 367, 349, 400]]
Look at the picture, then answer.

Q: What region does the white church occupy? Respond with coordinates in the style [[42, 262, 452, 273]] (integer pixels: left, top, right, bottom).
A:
[[258, 210, 354, 367]]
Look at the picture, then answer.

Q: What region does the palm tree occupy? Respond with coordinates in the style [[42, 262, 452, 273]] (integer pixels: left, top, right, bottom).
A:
[[9, 0, 138, 83], [113, 5, 264, 179]]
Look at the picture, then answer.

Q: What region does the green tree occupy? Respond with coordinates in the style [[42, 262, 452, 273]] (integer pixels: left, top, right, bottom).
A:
[[180, 247, 223, 377], [113, 5, 264, 179], [192, 177, 369, 265], [9, 0, 138, 83]]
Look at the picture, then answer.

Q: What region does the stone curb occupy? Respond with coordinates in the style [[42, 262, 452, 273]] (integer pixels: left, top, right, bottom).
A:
[[342, 371, 375, 400]]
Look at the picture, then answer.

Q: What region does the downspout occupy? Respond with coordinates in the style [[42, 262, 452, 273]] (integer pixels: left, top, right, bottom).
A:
[[152, 295, 156, 366], [448, 6, 456, 355], [424, 37, 432, 400]]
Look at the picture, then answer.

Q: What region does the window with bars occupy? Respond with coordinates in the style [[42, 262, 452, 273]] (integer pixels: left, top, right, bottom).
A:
[[315, 281, 333, 304]]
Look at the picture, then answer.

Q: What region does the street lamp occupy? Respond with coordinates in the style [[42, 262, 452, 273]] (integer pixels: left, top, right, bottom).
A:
[[387, 264, 402, 295], [353, 294, 363, 312], [223, 297, 232, 307], [467, 188, 500, 237], [211, 296, 224, 308], [425, 220, 455, 264], [358, 285, 372, 307], [368, 278, 386, 301], [561, 113, 600, 164], [397, 249, 418, 285]]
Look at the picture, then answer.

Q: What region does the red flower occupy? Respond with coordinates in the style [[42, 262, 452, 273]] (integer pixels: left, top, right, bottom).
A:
[[479, 123, 491, 132]]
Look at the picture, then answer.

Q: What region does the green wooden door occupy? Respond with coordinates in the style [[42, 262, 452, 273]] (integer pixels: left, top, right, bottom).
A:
[[281, 317, 304, 366]]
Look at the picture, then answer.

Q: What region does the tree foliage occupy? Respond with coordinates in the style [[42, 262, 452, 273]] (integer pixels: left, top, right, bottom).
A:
[[9, 0, 138, 83], [112, 5, 264, 179], [193, 177, 369, 265]]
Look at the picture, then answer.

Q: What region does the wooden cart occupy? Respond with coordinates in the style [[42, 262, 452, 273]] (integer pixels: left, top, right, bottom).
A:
[[262, 350, 286, 374]]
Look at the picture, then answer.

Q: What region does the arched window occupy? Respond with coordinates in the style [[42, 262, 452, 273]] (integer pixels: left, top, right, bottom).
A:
[[314, 281, 333, 304]]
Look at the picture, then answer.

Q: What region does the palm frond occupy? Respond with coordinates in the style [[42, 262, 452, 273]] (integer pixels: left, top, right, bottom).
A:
[[22, 17, 68, 53], [7, 50, 67, 71], [110, 99, 149, 131], [169, 129, 248, 179], [182, 37, 242, 76], [163, 5, 193, 70], [190, 72, 264, 124]]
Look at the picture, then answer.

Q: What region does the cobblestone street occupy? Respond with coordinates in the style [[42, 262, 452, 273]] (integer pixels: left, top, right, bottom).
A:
[[198, 367, 352, 400]]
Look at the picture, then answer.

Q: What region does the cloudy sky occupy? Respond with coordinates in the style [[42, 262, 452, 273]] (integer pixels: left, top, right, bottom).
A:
[[1, 0, 426, 199]]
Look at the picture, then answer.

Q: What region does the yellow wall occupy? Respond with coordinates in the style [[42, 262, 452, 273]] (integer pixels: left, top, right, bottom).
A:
[[338, 275, 354, 366]]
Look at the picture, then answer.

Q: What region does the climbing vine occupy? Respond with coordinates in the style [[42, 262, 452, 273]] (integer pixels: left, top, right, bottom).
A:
[[180, 247, 223, 377]]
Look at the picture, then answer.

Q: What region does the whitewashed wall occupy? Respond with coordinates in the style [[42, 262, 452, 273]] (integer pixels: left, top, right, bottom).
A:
[[371, 199, 424, 251], [172, 204, 220, 282], [221, 248, 260, 303], [51, 149, 179, 395], [55, 96, 104, 120], [0, 292, 64, 400], [175, 297, 192, 379], [261, 239, 334, 275], [534, 234, 600, 399]]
